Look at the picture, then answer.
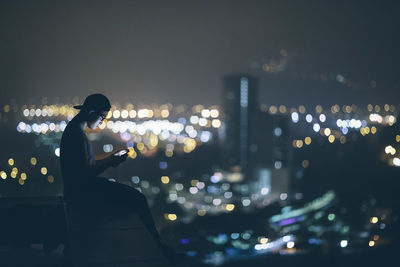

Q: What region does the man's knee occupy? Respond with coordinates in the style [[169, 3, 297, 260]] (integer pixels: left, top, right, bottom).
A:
[[124, 187, 145, 202], [134, 190, 147, 203]]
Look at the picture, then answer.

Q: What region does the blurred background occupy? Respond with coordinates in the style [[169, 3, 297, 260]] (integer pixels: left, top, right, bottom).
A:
[[1, 1, 400, 266]]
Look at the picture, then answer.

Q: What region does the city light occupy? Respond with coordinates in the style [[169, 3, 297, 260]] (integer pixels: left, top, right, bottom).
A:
[[41, 167, 48, 175], [304, 137, 312, 145], [370, 217, 378, 224], [48, 175, 54, 183], [313, 123, 320, 132], [261, 187, 269, 195], [385, 146, 396, 155], [161, 176, 170, 184], [165, 213, 177, 221], [291, 112, 299, 123], [226, 204, 235, 211], [306, 114, 313, 123], [324, 128, 331, 136]]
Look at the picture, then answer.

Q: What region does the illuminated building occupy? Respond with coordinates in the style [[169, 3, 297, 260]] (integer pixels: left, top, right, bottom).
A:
[[222, 74, 258, 176]]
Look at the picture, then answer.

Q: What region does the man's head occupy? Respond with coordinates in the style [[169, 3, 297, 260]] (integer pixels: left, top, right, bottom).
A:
[[74, 94, 111, 129]]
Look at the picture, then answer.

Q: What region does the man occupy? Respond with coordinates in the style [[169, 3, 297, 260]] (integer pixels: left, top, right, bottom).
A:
[[60, 94, 183, 264]]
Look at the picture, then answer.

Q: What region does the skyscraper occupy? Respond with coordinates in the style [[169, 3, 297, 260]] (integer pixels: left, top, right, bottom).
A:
[[221, 75, 290, 198], [222, 74, 258, 176]]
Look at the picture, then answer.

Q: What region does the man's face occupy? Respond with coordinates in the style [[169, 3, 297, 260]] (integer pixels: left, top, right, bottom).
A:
[[87, 110, 109, 130]]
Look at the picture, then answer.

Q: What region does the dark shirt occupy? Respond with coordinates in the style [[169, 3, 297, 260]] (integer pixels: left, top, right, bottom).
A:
[[60, 118, 96, 201]]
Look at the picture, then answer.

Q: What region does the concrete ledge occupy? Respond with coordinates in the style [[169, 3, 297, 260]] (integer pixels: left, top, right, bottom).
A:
[[64, 204, 169, 266]]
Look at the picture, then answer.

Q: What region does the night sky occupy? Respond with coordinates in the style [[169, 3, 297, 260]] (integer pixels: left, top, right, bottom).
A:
[[1, 0, 400, 106]]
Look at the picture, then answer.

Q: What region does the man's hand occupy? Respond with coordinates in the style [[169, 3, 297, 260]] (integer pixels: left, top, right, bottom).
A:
[[109, 153, 128, 167], [110, 148, 129, 167], [95, 148, 128, 161]]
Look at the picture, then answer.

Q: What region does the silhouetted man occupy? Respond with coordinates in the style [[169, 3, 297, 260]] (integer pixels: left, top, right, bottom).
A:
[[60, 94, 182, 264]]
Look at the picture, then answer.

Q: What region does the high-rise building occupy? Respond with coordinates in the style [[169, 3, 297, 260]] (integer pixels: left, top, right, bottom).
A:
[[221, 74, 258, 175], [221, 75, 291, 198]]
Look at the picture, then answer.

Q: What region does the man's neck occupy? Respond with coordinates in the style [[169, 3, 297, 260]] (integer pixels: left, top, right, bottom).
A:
[[73, 112, 88, 130], [79, 121, 87, 131]]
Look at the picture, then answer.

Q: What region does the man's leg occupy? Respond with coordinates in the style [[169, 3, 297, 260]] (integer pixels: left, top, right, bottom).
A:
[[88, 177, 185, 264], [127, 188, 166, 247], [89, 178, 165, 247]]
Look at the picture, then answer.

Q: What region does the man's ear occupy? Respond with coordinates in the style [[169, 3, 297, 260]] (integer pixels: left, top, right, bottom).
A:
[[87, 110, 97, 121]]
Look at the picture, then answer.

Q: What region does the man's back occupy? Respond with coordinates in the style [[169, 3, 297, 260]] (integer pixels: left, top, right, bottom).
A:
[[60, 119, 95, 201]]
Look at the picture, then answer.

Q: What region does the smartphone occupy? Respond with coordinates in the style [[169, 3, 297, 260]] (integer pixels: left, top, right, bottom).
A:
[[114, 149, 128, 156]]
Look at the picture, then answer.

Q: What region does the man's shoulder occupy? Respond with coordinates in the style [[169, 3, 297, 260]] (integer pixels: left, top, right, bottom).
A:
[[61, 121, 84, 142], [65, 120, 83, 133]]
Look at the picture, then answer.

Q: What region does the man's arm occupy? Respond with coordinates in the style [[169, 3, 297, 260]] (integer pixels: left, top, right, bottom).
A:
[[93, 157, 112, 175], [93, 151, 128, 176], [95, 152, 113, 161], [95, 148, 128, 161]]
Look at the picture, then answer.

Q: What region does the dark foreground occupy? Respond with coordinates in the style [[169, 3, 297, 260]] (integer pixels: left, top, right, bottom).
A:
[[0, 244, 398, 267], [1, 197, 398, 267]]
